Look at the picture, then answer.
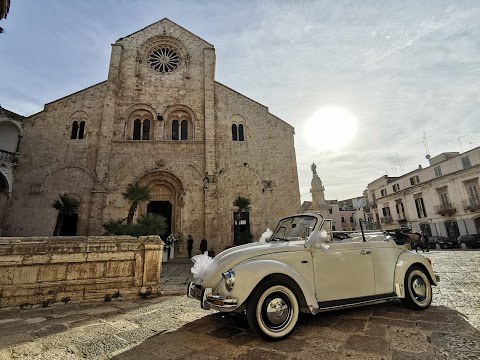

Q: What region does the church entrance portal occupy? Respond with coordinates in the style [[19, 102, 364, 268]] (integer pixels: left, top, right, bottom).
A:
[[148, 201, 172, 236], [59, 213, 78, 236]]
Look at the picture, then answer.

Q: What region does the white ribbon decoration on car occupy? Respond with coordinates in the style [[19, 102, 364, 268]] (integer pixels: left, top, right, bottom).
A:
[[191, 251, 214, 284]]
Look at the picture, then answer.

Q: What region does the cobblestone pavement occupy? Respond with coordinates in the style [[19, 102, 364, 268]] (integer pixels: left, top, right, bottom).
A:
[[0, 250, 478, 360]]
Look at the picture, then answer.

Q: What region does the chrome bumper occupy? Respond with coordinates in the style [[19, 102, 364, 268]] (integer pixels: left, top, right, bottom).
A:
[[187, 282, 238, 310]]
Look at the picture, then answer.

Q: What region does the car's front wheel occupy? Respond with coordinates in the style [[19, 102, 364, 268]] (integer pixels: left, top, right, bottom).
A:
[[401, 266, 432, 310], [246, 280, 299, 340]]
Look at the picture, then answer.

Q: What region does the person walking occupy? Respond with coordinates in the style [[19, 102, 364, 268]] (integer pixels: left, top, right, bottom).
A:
[[421, 231, 430, 252], [187, 235, 194, 258]]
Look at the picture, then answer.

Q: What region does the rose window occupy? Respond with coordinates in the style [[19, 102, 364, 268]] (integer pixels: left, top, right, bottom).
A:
[[147, 46, 181, 74]]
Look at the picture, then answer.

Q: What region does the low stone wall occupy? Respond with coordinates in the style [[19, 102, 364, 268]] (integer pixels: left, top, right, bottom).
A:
[[0, 235, 163, 308]]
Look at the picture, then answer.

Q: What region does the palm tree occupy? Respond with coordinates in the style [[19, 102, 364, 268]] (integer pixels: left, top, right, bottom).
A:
[[122, 182, 152, 224], [233, 196, 251, 244], [52, 194, 80, 236]]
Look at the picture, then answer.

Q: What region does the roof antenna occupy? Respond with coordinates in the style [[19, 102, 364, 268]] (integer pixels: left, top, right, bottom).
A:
[[422, 132, 431, 161]]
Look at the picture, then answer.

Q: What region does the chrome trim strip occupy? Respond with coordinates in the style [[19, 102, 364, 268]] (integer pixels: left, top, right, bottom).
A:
[[318, 296, 397, 312]]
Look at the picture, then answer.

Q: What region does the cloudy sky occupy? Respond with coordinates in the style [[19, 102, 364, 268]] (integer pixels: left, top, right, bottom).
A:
[[1, 1, 479, 202]]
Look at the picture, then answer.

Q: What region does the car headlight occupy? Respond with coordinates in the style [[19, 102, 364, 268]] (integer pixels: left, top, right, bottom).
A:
[[222, 269, 235, 291]]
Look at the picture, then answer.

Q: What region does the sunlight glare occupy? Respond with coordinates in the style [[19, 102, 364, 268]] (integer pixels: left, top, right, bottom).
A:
[[303, 105, 358, 151]]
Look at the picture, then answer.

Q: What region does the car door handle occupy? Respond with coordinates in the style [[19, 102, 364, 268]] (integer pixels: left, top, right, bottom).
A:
[[360, 250, 371, 255]]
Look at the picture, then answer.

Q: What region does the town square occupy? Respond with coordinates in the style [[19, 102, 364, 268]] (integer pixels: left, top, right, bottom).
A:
[[1, 1, 480, 359]]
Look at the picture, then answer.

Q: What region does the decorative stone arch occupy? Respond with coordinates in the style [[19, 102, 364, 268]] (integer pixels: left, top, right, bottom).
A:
[[43, 166, 95, 236], [0, 120, 22, 153], [137, 170, 185, 236], [164, 105, 196, 141], [43, 166, 95, 188], [124, 104, 157, 140], [0, 172, 10, 194], [0, 119, 23, 135]]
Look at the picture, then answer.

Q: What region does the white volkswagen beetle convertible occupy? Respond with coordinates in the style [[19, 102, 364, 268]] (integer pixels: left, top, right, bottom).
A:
[[188, 213, 439, 340]]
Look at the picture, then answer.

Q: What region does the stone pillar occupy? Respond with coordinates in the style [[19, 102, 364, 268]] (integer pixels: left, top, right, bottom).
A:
[[203, 47, 219, 248], [88, 43, 123, 234]]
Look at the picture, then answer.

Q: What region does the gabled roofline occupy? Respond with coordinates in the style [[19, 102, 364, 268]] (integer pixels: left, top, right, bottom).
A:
[[116, 18, 214, 47], [45, 81, 107, 106], [215, 81, 294, 130], [0, 106, 25, 121]]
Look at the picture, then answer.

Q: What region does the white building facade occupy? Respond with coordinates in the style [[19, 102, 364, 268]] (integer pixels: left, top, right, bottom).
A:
[[366, 147, 480, 239]]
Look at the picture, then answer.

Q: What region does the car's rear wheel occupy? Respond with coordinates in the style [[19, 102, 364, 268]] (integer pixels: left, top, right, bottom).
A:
[[246, 280, 299, 340], [401, 266, 432, 310]]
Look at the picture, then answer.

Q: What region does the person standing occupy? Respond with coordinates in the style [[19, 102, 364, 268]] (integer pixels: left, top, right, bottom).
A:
[[187, 235, 194, 258], [200, 238, 208, 254]]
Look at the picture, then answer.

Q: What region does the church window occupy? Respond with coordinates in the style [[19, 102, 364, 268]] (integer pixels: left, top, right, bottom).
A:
[[132, 118, 151, 140], [133, 119, 142, 140], [232, 123, 245, 141], [172, 120, 179, 140], [238, 124, 244, 141], [180, 119, 188, 140], [78, 121, 85, 139], [71, 120, 86, 140], [232, 124, 238, 141], [147, 46, 182, 74], [71, 121, 79, 139], [142, 119, 150, 140]]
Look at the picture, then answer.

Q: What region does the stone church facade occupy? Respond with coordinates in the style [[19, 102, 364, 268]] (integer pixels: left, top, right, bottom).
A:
[[2, 19, 300, 254]]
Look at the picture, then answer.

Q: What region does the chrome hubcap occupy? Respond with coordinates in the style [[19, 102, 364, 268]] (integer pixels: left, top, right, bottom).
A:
[[266, 297, 289, 325], [412, 277, 426, 299]]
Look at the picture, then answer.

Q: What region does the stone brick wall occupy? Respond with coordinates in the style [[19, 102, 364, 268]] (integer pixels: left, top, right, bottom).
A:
[[0, 235, 163, 308]]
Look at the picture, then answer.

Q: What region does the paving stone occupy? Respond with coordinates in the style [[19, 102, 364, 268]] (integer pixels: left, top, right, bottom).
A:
[[250, 336, 306, 353], [32, 324, 69, 338], [233, 348, 288, 360], [207, 326, 242, 339], [388, 326, 429, 353], [76, 335, 128, 359], [344, 334, 390, 356], [0, 332, 34, 347], [392, 351, 437, 360]]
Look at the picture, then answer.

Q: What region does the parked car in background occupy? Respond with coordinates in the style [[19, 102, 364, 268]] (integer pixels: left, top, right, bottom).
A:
[[188, 213, 439, 340], [457, 234, 480, 249], [429, 236, 460, 249]]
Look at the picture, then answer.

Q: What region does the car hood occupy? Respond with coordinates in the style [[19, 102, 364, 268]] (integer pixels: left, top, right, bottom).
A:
[[201, 241, 291, 287]]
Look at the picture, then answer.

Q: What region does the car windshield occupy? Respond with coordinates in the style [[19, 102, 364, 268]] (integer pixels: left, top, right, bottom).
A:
[[268, 215, 318, 242]]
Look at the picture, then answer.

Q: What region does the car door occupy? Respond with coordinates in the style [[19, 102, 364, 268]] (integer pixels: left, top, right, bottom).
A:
[[312, 221, 375, 303], [367, 238, 404, 295]]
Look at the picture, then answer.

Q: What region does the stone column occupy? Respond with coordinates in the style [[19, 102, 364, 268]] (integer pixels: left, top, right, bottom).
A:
[[88, 43, 123, 234], [203, 47, 219, 247]]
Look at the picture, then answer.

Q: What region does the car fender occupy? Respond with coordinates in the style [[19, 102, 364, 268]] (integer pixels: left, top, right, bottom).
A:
[[216, 259, 319, 314], [393, 251, 438, 298]]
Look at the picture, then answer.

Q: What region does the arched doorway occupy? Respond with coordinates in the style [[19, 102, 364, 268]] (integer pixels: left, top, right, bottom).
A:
[[420, 223, 432, 237], [147, 200, 173, 235], [59, 213, 79, 236], [445, 220, 460, 240], [137, 170, 184, 237], [475, 217, 480, 234]]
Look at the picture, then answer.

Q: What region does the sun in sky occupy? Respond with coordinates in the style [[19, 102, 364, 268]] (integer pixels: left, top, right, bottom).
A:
[[303, 105, 358, 151]]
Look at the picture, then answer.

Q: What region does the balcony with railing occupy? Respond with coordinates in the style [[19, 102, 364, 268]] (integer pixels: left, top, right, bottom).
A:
[[380, 215, 393, 224], [0, 149, 16, 163], [434, 202, 456, 216], [462, 198, 480, 212]]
